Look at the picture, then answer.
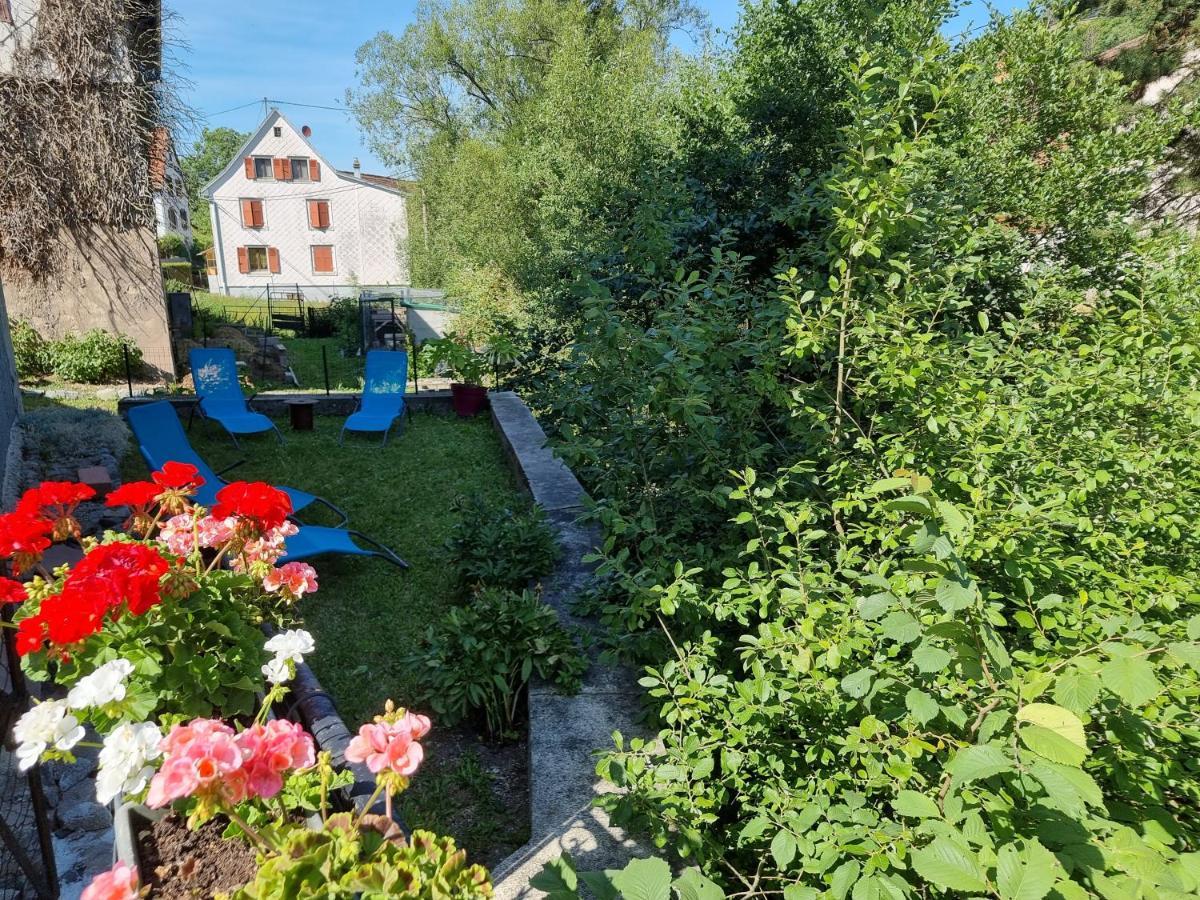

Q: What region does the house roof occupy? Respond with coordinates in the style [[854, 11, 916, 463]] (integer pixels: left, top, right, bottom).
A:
[[201, 108, 413, 199], [335, 171, 419, 193]]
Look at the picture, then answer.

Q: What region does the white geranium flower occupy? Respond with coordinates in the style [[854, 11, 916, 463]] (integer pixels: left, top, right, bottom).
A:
[[264, 629, 314, 665], [261, 656, 291, 685], [96, 721, 162, 805], [14, 700, 84, 771], [67, 659, 135, 710]]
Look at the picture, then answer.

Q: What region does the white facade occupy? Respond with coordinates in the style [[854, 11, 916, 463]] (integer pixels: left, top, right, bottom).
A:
[[152, 131, 192, 244], [203, 109, 410, 300]]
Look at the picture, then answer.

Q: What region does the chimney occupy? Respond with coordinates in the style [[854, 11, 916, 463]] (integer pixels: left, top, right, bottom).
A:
[[352, 158, 362, 179]]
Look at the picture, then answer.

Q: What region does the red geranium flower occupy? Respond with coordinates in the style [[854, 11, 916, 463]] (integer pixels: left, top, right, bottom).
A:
[[67, 542, 170, 617], [15, 613, 47, 656], [0, 577, 27, 604], [105, 482, 161, 510], [152, 462, 204, 491], [0, 512, 53, 574], [15, 481, 95, 541], [213, 482, 292, 532], [38, 589, 108, 646]]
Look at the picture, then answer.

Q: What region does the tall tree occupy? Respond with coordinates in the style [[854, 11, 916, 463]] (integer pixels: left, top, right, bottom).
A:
[[180, 127, 248, 251]]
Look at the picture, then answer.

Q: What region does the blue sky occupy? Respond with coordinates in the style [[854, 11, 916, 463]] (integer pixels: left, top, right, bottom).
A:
[[170, 0, 1022, 174]]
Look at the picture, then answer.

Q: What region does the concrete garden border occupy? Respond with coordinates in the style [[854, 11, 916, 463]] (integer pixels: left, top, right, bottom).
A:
[[486, 392, 646, 897]]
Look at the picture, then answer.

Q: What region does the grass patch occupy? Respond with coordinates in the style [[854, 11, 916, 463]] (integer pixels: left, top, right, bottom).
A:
[[180, 413, 523, 725], [284, 337, 364, 392]]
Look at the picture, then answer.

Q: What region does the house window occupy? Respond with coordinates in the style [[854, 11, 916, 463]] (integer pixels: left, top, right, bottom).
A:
[[311, 245, 335, 274], [240, 198, 265, 228], [290, 158, 311, 181], [253, 157, 273, 179], [307, 199, 331, 229], [246, 246, 270, 273], [273, 126, 282, 137], [167, 209, 177, 228]]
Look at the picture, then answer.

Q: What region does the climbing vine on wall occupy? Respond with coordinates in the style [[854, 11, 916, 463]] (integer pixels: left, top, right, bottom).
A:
[[0, 0, 163, 274]]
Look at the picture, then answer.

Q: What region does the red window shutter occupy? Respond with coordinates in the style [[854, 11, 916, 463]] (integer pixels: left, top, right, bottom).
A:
[[273, 158, 287, 180], [268, 247, 281, 274], [312, 246, 333, 273], [244, 158, 255, 179], [237, 247, 249, 274], [319, 202, 330, 228], [253, 201, 264, 227], [309, 159, 321, 181], [307, 200, 320, 229], [241, 199, 254, 226]]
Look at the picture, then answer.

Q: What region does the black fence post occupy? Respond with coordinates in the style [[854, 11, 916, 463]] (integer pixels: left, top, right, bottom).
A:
[[411, 336, 420, 394], [322, 344, 330, 396], [123, 344, 133, 397]]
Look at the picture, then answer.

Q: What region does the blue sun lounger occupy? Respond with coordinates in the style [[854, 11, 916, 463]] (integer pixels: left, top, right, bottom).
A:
[[189, 348, 282, 448], [341, 350, 409, 446], [127, 400, 347, 527], [126, 401, 408, 568]]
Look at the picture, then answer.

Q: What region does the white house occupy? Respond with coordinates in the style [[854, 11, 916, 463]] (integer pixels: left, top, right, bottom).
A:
[[202, 109, 410, 299], [150, 126, 192, 244]]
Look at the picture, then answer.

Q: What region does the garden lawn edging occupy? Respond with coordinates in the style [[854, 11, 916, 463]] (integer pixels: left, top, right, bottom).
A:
[[486, 392, 648, 898], [118, 390, 457, 419]]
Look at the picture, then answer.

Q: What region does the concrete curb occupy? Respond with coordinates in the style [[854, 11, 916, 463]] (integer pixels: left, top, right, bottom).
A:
[[487, 393, 647, 897]]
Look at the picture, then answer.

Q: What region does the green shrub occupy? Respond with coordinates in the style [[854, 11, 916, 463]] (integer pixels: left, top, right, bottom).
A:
[[444, 494, 559, 589], [9, 319, 51, 378], [159, 259, 192, 285], [49, 330, 143, 383], [411, 587, 586, 738], [157, 233, 186, 258]]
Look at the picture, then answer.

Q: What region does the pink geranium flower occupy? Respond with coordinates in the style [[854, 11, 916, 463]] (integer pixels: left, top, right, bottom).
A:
[[147, 718, 246, 808], [235, 719, 316, 798], [263, 562, 318, 599], [196, 514, 237, 548], [81, 861, 138, 900], [345, 711, 431, 776], [157, 513, 196, 556]]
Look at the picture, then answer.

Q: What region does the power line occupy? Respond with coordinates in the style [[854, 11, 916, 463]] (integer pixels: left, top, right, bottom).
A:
[[204, 97, 351, 119]]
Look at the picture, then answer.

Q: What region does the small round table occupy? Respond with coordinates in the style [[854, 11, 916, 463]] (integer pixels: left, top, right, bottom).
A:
[[285, 399, 317, 432]]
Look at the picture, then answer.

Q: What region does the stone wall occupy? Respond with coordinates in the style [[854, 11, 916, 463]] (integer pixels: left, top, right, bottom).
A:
[[0, 284, 23, 469], [3, 224, 175, 377]]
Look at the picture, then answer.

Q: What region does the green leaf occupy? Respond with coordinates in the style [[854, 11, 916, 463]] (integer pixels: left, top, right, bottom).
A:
[[996, 840, 1057, 900], [580, 872, 621, 900], [906, 688, 940, 725], [1028, 759, 1103, 813], [830, 861, 861, 900], [880, 611, 921, 644], [1015, 704, 1087, 752], [608, 857, 673, 900], [892, 790, 941, 819], [911, 837, 988, 893], [771, 830, 798, 868], [1019, 725, 1087, 767], [783, 886, 819, 900], [885, 495, 932, 515], [947, 743, 1013, 787], [1053, 670, 1101, 715], [532, 855, 580, 899], [673, 868, 724, 900], [912, 643, 953, 673], [1100, 653, 1162, 707], [935, 575, 976, 612], [857, 592, 893, 620], [841, 668, 874, 699]]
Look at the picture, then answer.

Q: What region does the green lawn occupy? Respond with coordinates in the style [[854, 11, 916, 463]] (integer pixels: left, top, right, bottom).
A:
[[180, 412, 522, 725], [285, 337, 364, 392]]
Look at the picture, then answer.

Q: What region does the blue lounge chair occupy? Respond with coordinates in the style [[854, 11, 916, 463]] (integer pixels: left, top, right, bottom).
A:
[[127, 401, 348, 528], [189, 348, 282, 447], [341, 350, 409, 446], [126, 402, 407, 568]]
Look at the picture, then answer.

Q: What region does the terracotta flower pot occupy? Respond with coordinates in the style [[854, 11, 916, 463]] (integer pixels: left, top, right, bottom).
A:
[[450, 383, 488, 418]]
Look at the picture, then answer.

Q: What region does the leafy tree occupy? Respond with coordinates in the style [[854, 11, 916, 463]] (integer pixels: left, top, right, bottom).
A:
[[179, 126, 249, 251]]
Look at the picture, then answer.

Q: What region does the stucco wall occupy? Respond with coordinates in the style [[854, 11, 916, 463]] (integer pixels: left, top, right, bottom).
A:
[[3, 225, 175, 376], [208, 113, 409, 297]]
